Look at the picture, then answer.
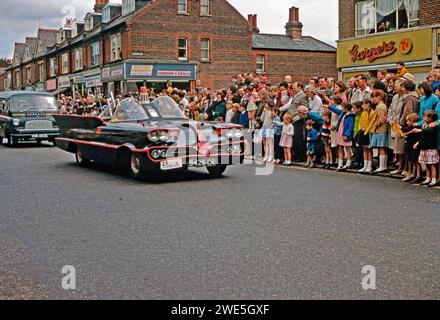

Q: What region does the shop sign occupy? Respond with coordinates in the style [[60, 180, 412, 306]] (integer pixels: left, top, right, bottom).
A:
[[130, 65, 153, 76], [85, 75, 102, 88], [337, 28, 431, 68], [349, 41, 397, 63], [73, 75, 85, 84], [125, 62, 196, 80], [58, 76, 71, 88], [46, 79, 57, 91]]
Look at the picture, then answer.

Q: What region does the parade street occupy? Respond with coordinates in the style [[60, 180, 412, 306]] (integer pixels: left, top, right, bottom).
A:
[[1, 142, 439, 300]]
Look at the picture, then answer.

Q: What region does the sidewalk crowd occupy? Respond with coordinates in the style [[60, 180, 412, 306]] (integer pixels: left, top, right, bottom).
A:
[[57, 61, 440, 187]]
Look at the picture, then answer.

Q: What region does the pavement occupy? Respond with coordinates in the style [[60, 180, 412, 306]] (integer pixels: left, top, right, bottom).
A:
[[0, 141, 439, 300]]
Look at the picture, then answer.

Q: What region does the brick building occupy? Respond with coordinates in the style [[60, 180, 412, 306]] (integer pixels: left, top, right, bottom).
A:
[[338, 0, 440, 82], [4, 0, 337, 95]]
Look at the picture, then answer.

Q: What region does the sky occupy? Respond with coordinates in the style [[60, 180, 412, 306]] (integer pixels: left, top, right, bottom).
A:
[[0, 0, 338, 58]]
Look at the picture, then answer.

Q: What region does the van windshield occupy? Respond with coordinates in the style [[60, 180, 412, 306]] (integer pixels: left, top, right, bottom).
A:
[[10, 95, 59, 113]]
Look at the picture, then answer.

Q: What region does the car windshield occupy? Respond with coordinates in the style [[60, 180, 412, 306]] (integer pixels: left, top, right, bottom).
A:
[[10, 95, 59, 112], [110, 98, 150, 122], [148, 96, 187, 119]]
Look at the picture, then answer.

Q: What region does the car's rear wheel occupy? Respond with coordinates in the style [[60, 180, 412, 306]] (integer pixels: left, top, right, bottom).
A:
[[75, 147, 90, 167], [129, 153, 150, 181], [207, 164, 227, 178]]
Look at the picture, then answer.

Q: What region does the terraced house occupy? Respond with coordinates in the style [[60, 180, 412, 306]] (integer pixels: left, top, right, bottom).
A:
[[5, 0, 336, 95]]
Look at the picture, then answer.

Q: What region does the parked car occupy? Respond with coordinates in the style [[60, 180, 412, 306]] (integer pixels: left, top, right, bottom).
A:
[[0, 91, 60, 146], [54, 96, 245, 180]]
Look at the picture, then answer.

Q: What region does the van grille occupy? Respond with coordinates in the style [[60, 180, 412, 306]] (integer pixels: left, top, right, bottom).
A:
[[25, 120, 54, 130]]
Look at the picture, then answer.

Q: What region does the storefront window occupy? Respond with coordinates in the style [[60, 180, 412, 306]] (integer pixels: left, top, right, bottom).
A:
[[355, 0, 419, 37]]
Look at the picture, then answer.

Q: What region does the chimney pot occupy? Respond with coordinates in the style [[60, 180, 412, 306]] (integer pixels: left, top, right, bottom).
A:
[[286, 6, 303, 39]]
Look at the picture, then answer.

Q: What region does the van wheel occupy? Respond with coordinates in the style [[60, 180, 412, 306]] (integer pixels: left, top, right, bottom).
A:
[[6, 133, 17, 147], [207, 165, 227, 178], [75, 147, 90, 167]]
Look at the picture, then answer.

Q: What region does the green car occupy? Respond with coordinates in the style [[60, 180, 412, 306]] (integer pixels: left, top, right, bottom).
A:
[[0, 91, 60, 147]]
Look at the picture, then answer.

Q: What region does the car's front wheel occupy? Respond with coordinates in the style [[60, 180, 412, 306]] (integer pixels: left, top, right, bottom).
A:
[[207, 164, 227, 178], [75, 147, 90, 167], [129, 153, 150, 181], [6, 133, 17, 147]]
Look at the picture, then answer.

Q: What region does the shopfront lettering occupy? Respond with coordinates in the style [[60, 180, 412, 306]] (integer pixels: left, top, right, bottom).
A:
[[349, 41, 397, 63]]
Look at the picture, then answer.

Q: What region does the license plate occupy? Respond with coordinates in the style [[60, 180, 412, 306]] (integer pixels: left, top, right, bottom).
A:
[[160, 158, 183, 171], [189, 158, 218, 167], [32, 134, 48, 139]]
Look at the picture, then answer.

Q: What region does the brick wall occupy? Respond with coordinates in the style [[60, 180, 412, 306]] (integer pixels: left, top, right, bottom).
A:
[[254, 50, 337, 84], [339, 0, 355, 40], [419, 0, 440, 25], [126, 0, 254, 89]]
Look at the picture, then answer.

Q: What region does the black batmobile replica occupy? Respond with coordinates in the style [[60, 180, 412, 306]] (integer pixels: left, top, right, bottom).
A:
[[54, 96, 245, 180]]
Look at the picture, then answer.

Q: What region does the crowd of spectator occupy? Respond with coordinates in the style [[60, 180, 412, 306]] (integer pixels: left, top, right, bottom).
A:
[[57, 62, 440, 187]]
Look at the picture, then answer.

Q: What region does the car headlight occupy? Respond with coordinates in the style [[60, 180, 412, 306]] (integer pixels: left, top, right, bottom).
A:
[[160, 149, 168, 158], [148, 132, 159, 143], [159, 131, 169, 142], [151, 150, 161, 159], [12, 119, 20, 126]]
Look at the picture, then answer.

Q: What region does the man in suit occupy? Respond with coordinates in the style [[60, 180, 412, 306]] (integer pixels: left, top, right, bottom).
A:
[[280, 82, 309, 118]]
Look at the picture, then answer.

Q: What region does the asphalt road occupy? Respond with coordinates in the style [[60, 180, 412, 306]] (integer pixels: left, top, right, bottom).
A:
[[0, 141, 439, 300]]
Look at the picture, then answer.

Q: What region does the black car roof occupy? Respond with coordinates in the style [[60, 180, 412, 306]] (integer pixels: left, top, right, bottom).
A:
[[0, 91, 53, 99]]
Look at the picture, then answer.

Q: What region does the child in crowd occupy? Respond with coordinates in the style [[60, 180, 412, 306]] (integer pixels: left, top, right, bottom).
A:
[[401, 113, 422, 183], [320, 111, 333, 168], [239, 103, 249, 129], [358, 99, 375, 173], [329, 96, 343, 167], [414, 110, 439, 187], [272, 108, 283, 164], [274, 113, 294, 166], [261, 102, 275, 163], [352, 102, 364, 169], [305, 120, 319, 168], [326, 102, 355, 171], [368, 90, 389, 173], [225, 100, 234, 123]]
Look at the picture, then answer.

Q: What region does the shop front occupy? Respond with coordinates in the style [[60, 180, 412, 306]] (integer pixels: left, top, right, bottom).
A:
[[337, 27, 434, 83], [101, 61, 197, 96], [72, 75, 85, 97], [84, 68, 103, 96]]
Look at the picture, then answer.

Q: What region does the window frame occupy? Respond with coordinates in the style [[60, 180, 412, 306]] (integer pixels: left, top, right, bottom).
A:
[[355, 0, 420, 37], [74, 48, 83, 71], [38, 62, 45, 83], [110, 33, 122, 62], [200, 38, 210, 62], [178, 37, 188, 61], [91, 42, 100, 67], [61, 53, 69, 75], [178, 0, 188, 14], [256, 55, 265, 74], [200, 0, 210, 16]]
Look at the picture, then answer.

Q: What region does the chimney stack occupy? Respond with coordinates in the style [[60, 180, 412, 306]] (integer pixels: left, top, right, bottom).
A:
[[248, 14, 260, 34], [94, 0, 109, 13], [285, 7, 303, 40]]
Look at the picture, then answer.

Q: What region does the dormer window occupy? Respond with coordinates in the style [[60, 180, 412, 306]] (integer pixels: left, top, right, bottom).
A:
[[122, 0, 136, 16], [85, 15, 93, 31], [102, 6, 111, 23]]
